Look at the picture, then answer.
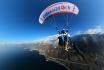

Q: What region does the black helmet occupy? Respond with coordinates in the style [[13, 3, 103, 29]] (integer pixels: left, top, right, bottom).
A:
[[61, 29, 66, 34]]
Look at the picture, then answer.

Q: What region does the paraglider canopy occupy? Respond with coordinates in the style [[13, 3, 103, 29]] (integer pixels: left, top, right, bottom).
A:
[[39, 2, 79, 24]]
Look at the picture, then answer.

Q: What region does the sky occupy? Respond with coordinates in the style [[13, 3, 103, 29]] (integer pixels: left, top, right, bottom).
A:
[[0, 0, 104, 43]]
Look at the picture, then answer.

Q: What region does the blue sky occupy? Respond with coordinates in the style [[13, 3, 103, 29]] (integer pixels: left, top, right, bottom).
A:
[[0, 0, 104, 43]]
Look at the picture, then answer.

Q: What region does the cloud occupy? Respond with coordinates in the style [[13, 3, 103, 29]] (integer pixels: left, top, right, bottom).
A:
[[84, 26, 102, 34], [76, 25, 103, 35], [76, 31, 81, 35], [34, 34, 59, 43]]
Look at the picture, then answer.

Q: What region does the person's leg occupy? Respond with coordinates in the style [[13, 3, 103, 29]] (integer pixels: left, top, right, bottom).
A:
[[65, 42, 69, 51], [64, 36, 69, 51]]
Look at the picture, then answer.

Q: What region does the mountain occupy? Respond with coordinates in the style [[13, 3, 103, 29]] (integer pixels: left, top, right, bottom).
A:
[[31, 34, 104, 70]]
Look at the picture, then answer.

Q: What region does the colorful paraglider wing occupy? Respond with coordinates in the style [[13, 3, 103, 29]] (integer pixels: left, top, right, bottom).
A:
[[39, 2, 79, 24]]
